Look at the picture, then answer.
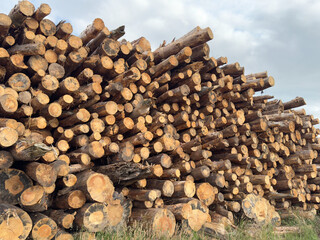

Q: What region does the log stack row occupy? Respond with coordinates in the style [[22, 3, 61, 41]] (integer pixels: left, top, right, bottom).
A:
[[0, 1, 319, 239]]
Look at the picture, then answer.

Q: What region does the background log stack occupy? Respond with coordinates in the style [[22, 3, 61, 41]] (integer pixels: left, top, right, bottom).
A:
[[0, 1, 319, 239]]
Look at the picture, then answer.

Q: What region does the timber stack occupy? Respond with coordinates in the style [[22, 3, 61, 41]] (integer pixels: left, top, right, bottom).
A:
[[0, 1, 319, 239]]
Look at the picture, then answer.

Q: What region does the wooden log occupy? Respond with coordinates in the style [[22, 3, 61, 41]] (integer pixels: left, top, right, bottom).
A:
[[28, 56, 48, 75], [56, 21, 73, 40], [171, 180, 195, 198], [54, 190, 86, 209], [2, 35, 15, 49], [8, 42, 45, 56], [7, 74, 30, 94], [164, 203, 192, 220], [214, 204, 234, 223], [19, 185, 49, 212], [0, 203, 32, 240], [200, 221, 227, 238], [54, 228, 74, 240], [196, 182, 216, 206], [79, 18, 105, 45], [45, 209, 75, 229], [38, 75, 60, 96], [59, 108, 91, 127], [6, 53, 28, 76], [0, 150, 14, 169], [202, 159, 231, 172], [0, 94, 18, 116], [206, 173, 226, 188], [129, 208, 176, 237], [86, 27, 110, 54], [159, 168, 180, 179], [133, 200, 153, 209], [39, 18, 56, 36], [191, 165, 210, 180], [33, 3, 51, 21], [153, 26, 213, 63], [50, 160, 70, 177], [10, 137, 52, 161], [97, 38, 120, 59], [66, 35, 82, 53], [112, 141, 134, 162], [225, 201, 241, 213], [283, 97, 306, 110], [94, 162, 151, 185], [30, 213, 58, 240], [75, 203, 109, 232], [127, 189, 158, 202], [103, 191, 132, 230], [56, 173, 77, 188], [0, 14, 12, 41], [25, 162, 57, 187], [0, 168, 33, 204], [146, 179, 174, 197], [9, 0, 35, 29], [242, 193, 281, 225], [64, 47, 88, 75], [181, 199, 209, 231]]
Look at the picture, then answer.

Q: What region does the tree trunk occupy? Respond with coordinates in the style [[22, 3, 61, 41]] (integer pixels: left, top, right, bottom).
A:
[[0, 203, 32, 240]]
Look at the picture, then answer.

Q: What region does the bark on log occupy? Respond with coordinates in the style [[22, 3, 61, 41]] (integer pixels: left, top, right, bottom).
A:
[[0, 203, 32, 240], [74, 202, 109, 232], [30, 213, 58, 240], [129, 208, 176, 237], [0, 168, 33, 204], [19, 185, 49, 212]]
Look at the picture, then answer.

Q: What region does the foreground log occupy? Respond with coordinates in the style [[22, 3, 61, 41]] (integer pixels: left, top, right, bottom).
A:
[[25, 162, 57, 187], [45, 209, 76, 229], [19, 185, 49, 212], [0, 203, 32, 240], [103, 191, 132, 230], [196, 182, 216, 206], [0, 126, 18, 147], [0, 168, 33, 204], [242, 194, 281, 226], [200, 221, 227, 237], [171, 180, 196, 198], [30, 213, 58, 240], [0, 150, 14, 169], [54, 190, 86, 209], [54, 228, 74, 240], [75, 203, 109, 232], [73, 170, 114, 203], [181, 199, 209, 231], [129, 208, 176, 237]]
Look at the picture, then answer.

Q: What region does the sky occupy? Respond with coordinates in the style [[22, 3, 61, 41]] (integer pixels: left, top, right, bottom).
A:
[[2, 0, 320, 119]]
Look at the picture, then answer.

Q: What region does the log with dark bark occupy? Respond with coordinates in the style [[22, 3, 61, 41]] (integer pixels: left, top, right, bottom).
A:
[[30, 212, 58, 240], [74, 202, 109, 232], [0, 168, 33, 204], [129, 208, 176, 237], [0, 203, 32, 240]]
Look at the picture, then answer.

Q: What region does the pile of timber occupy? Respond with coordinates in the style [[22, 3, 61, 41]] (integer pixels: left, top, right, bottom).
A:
[[0, 1, 320, 239]]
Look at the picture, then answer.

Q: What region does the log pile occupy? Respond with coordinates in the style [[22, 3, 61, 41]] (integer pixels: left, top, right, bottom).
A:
[[0, 1, 319, 239]]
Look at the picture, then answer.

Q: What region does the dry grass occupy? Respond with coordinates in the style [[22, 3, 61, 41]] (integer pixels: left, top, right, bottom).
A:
[[74, 213, 320, 240]]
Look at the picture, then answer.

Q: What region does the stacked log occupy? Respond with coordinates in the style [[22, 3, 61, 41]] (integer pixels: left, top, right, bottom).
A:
[[0, 1, 319, 238]]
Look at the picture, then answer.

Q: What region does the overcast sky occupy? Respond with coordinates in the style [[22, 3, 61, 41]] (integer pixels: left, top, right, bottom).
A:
[[2, 0, 320, 119]]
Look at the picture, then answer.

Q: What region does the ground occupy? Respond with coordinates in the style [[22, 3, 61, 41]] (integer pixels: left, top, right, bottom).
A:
[[73, 212, 320, 240]]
